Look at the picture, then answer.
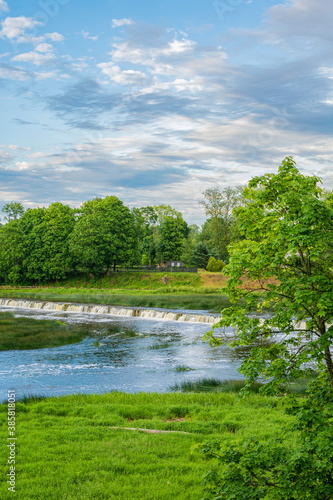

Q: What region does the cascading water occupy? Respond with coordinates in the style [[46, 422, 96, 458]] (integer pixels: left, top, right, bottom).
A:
[[0, 298, 220, 324]]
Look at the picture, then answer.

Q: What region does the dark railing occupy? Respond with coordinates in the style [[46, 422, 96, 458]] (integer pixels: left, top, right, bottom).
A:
[[115, 266, 198, 273]]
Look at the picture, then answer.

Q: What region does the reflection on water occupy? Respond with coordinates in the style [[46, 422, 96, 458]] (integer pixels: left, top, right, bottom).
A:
[[0, 306, 249, 400]]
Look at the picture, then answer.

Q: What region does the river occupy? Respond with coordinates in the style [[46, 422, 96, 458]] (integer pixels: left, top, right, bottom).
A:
[[0, 300, 247, 400]]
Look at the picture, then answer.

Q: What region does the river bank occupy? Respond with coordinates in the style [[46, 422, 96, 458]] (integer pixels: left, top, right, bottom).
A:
[[0, 270, 258, 312]]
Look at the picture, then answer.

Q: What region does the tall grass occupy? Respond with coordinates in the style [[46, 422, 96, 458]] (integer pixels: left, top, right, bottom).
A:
[[170, 378, 264, 393]]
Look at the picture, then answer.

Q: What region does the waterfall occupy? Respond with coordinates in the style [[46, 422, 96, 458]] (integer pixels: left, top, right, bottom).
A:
[[0, 298, 220, 325]]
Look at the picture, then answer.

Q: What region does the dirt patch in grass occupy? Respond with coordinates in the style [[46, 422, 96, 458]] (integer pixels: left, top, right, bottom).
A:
[[199, 272, 278, 291]]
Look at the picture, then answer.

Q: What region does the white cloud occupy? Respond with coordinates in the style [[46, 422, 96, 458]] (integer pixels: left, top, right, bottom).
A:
[[112, 18, 134, 28], [97, 62, 146, 85], [44, 32, 64, 42], [0, 65, 28, 80], [15, 161, 35, 170], [0, 0, 8, 13], [81, 30, 98, 41], [0, 16, 41, 41], [35, 43, 53, 53], [12, 51, 54, 66]]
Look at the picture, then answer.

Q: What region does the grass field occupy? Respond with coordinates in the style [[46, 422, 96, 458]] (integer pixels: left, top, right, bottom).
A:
[[0, 312, 91, 350], [0, 391, 296, 500]]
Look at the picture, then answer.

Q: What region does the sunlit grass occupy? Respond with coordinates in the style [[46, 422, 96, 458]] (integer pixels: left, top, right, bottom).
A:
[[0, 391, 294, 499]]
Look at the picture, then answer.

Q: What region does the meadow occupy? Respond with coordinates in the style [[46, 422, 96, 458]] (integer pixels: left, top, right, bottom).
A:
[[0, 391, 297, 500]]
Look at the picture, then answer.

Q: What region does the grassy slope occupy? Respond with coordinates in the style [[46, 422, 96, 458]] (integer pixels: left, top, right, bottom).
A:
[[0, 272, 241, 312], [0, 312, 91, 350], [0, 392, 295, 500]]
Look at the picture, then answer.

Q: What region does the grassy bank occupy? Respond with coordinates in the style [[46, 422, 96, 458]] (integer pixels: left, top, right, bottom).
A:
[[0, 312, 90, 351], [0, 272, 252, 311], [0, 288, 234, 312], [0, 391, 296, 499]]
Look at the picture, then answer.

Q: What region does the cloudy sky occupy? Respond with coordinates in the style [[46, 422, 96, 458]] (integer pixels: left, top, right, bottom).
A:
[[0, 0, 332, 223]]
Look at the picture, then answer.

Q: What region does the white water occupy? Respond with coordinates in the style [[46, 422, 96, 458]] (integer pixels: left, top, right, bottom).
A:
[[0, 298, 220, 324]]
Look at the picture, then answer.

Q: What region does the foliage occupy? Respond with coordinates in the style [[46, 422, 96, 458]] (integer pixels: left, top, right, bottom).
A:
[[0, 203, 76, 284], [190, 242, 211, 268], [206, 257, 225, 272], [200, 186, 244, 259], [69, 196, 137, 274], [1, 201, 25, 222], [157, 217, 184, 261], [204, 157, 333, 391], [201, 373, 333, 500]]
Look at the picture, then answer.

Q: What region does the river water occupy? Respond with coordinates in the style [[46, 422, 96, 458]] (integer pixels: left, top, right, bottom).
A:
[[0, 302, 247, 400]]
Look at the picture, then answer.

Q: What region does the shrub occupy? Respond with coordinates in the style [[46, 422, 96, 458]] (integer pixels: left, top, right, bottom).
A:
[[206, 257, 225, 272]]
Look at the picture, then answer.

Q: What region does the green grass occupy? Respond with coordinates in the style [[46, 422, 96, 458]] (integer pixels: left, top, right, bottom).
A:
[[170, 376, 318, 395], [170, 378, 264, 393], [174, 365, 195, 372], [0, 312, 91, 350], [0, 288, 234, 312], [149, 342, 173, 350], [0, 391, 296, 499]]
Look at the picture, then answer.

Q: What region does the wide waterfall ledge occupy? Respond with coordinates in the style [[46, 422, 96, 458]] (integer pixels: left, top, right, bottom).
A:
[[0, 298, 221, 325]]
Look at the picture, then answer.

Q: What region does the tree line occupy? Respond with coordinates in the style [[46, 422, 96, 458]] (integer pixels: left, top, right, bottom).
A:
[[0, 187, 244, 285]]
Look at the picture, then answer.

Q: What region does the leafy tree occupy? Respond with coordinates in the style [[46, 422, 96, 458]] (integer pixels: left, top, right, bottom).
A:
[[1, 202, 24, 222], [69, 196, 136, 274], [23, 203, 76, 282], [190, 242, 211, 269], [201, 373, 333, 500], [200, 186, 243, 259], [181, 224, 200, 266], [0, 203, 76, 284], [136, 206, 159, 265], [0, 218, 26, 284], [157, 218, 184, 262], [204, 157, 333, 391]]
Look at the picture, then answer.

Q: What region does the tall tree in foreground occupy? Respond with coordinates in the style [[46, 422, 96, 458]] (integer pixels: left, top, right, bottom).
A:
[[201, 157, 333, 499], [205, 157, 333, 391]]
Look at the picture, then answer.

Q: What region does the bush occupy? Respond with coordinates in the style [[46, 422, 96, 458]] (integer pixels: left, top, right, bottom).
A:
[[206, 257, 225, 272], [201, 373, 333, 500]]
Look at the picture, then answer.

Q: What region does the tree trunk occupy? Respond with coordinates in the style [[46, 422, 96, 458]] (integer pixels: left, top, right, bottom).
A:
[[215, 217, 221, 257], [113, 261, 116, 272], [324, 346, 333, 389]]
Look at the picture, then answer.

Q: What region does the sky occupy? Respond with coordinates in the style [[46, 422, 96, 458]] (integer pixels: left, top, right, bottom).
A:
[[0, 0, 332, 223]]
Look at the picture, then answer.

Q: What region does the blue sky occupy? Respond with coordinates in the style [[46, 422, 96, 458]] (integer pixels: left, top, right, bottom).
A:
[[0, 0, 332, 223]]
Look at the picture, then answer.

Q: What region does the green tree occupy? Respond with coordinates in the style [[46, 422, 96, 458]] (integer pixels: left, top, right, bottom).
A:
[[24, 203, 76, 282], [205, 157, 333, 391], [200, 186, 243, 259], [0, 203, 76, 284], [190, 242, 211, 269], [0, 218, 26, 284], [157, 218, 184, 262], [1, 202, 25, 222], [69, 196, 136, 274]]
